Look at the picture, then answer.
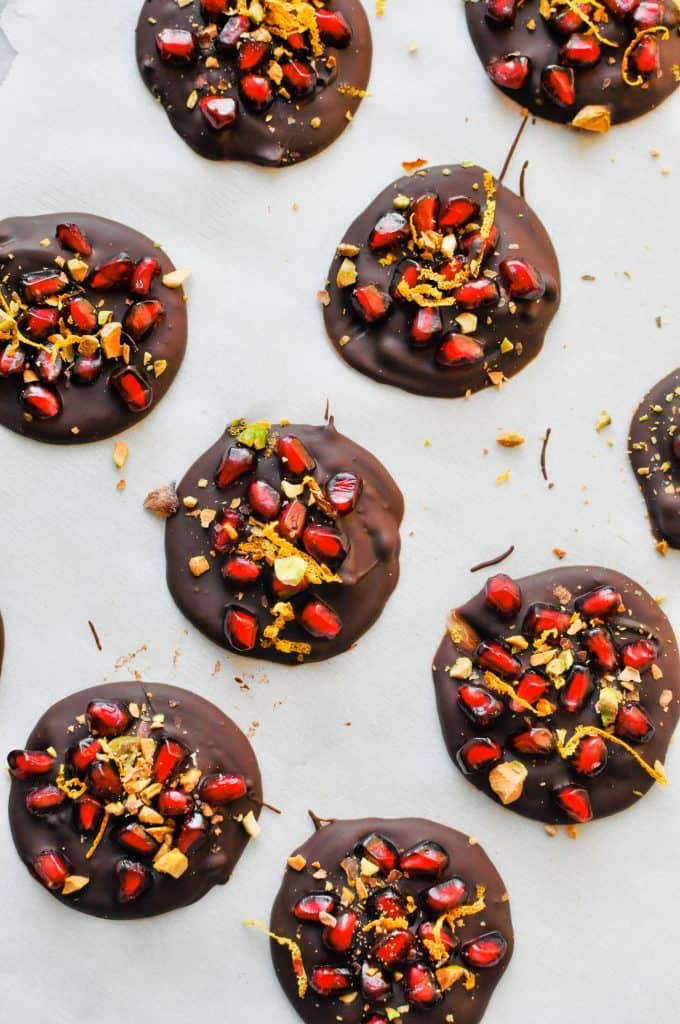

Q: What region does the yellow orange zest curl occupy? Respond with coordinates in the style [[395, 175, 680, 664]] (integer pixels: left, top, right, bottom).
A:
[[85, 812, 110, 860], [558, 0, 619, 48], [244, 920, 308, 997], [484, 671, 552, 717], [430, 885, 486, 962], [362, 916, 410, 934], [469, 172, 496, 279], [556, 725, 667, 784], [622, 26, 670, 86]]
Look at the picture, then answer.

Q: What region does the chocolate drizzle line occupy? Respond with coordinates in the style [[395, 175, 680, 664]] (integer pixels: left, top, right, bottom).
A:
[[519, 160, 529, 200], [498, 114, 529, 184], [540, 426, 552, 482], [470, 545, 516, 573], [87, 620, 102, 651]]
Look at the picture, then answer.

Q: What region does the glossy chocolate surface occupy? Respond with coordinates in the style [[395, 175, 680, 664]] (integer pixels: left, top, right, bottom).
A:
[[629, 367, 680, 548]]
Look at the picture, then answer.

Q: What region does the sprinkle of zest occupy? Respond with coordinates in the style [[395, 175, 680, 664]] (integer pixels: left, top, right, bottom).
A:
[[338, 84, 372, 98], [55, 765, 88, 801], [622, 26, 670, 86], [85, 811, 111, 860], [238, 0, 323, 57], [244, 920, 308, 998], [362, 915, 410, 934], [556, 725, 668, 785], [469, 172, 496, 278], [484, 670, 552, 716], [436, 964, 477, 993], [558, 0, 619, 47], [430, 885, 486, 963], [261, 601, 312, 657], [402, 158, 428, 174], [238, 520, 343, 586]]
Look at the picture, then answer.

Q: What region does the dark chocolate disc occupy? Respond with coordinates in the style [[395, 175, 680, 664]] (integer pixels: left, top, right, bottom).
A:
[[0, 213, 188, 444], [135, 0, 372, 167], [7, 682, 262, 919], [0, 611, 4, 675], [323, 164, 560, 397], [267, 817, 513, 1024], [629, 367, 680, 549], [433, 566, 680, 824], [160, 418, 403, 664], [466, 0, 680, 130]]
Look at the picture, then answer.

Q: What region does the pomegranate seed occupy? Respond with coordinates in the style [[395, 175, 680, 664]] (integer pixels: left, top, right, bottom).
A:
[[411, 193, 440, 235], [123, 299, 164, 342], [67, 736, 100, 774], [583, 626, 618, 671], [398, 841, 449, 877], [238, 38, 270, 71], [20, 384, 62, 420], [0, 345, 26, 377], [34, 345, 62, 383], [390, 258, 421, 299], [89, 253, 133, 290], [559, 665, 594, 713], [215, 444, 256, 489], [281, 59, 316, 98], [500, 258, 545, 300], [485, 573, 522, 618], [33, 849, 69, 889], [153, 738, 188, 783], [410, 306, 442, 346], [286, 32, 308, 52], [633, 0, 664, 27], [553, 784, 593, 823], [240, 73, 273, 111], [457, 683, 504, 728], [486, 0, 520, 26], [439, 196, 479, 229], [156, 28, 196, 63], [246, 479, 280, 520], [277, 434, 316, 476], [510, 726, 555, 756], [603, 0, 641, 19], [372, 929, 415, 967], [222, 555, 262, 587], [300, 599, 342, 639], [323, 910, 358, 953], [56, 222, 92, 255], [486, 54, 531, 90], [575, 585, 622, 618], [561, 33, 601, 67], [460, 224, 500, 260], [541, 65, 576, 107], [216, 15, 250, 50], [73, 795, 104, 834], [621, 639, 656, 671], [418, 920, 458, 959], [116, 859, 153, 902], [369, 211, 410, 251], [316, 9, 352, 47], [21, 269, 68, 303], [278, 498, 308, 541], [212, 509, 247, 552], [224, 606, 259, 651], [476, 639, 521, 677], [87, 760, 122, 801], [114, 822, 158, 857], [571, 735, 608, 776], [23, 305, 59, 339], [72, 352, 102, 386], [360, 961, 391, 1001], [522, 603, 571, 636], [615, 702, 654, 743], [198, 772, 247, 805], [510, 670, 549, 712], [176, 811, 208, 854], [368, 886, 409, 919], [201, 0, 230, 24], [110, 365, 149, 413], [352, 283, 392, 323], [302, 522, 347, 563], [199, 95, 238, 130], [460, 931, 507, 968], [630, 34, 660, 76], [67, 296, 98, 333], [454, 278, 499, 310], [436, 333, 485, 367], [130, 256, 161, 296], [87, 699, 130, 737], [425, 876, 469, 913], [356, 832, 398, 873], [157, 789, 193, 816], [25, 785, 65, 815], [552, 2, 593, 33], [326, 472, 362, 515], [403, 963, 443, 1007], [310, 966, 353, 998], [294, 892, 337, 922], [674, 435, 680, 461], [457, 737, 503, 774]]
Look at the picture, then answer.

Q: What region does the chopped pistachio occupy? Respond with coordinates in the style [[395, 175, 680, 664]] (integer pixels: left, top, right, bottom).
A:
[[189, 555, 210, 577], [488, 760, 527, 805], [162, 267, 191, 289]]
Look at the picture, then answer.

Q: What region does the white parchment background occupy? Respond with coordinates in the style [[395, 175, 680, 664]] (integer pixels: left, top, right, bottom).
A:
[[0, 1, 678, 1022]]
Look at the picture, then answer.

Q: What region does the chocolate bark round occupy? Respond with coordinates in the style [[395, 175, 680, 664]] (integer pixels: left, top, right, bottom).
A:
[[629, 367, 680, 549]]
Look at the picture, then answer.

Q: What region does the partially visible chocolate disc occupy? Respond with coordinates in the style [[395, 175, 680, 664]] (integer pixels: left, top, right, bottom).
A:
[[629, 367, 680, 549], [7, 682, 262, 919]]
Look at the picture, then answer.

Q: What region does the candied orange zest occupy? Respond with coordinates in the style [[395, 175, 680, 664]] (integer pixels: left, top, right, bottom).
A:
[[556, 725, 667, 784], [261, 601, 312, 658], [622, 26, 670, 86], [469, 172, 496, 278], [431, 885, 486, 960], [244, 920, 308, 998], [362, 916, 410, 934], [558, 0, 619, 47], [238, 1, 323, 57], [85, 811, 110, 860], [484, 671, 552, 717], [55, 765, 88, 801], [238, 520, 342, 585]]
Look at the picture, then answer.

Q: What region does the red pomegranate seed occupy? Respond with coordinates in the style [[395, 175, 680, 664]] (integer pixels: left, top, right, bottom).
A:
[[215, 444, 256, 489], [552, 2, 593, 33], [310, 966, 353, 998], [276, 500, 307, 544], [369, 211, 410, 251], [130, 256, 161, 296], [198, 772, 247, 805], [25, 785, 65, 815], [559, 665, 594, 713], [34, 345, 62, 383], [294, 892, 337, 921], [281, 59, 316, 98], [457, 683, 504, 728], [510, 726, 555, 756], [153, 738, 188, 783], [439, 196, 479, 229], [486, 0, 520, 26], [410, 306, 442, 346], [199, 95, 238, 130], [575, 585, 622, 618], [560, 33, 601, 67], [212, 509, 247, 553], [633, 0, 663, 27], [510, 670, 549, 711], [571, 735, 608, 776], [156, 28, 196, 63], [72, 352, 102, 386], [352, 283, 392, 323], [67, 736, 100, 774], [89, 253, 134, 290], [630, 34, 660, 76], [0, 345, 26, 376], [541, 65, 576, 107], [201, 0, 230, 24], [603, 0, 641, 18], [67, 296, 98, 333], [238, 38, 270, 71], [457, 737, 503, 774], [247, 479, 281, 520], [176, 811, 209, 854], [403, 963, 443, 1007], [240, 73, 273, 111], [356, 832, 398, 873], [216, 15, 250, 50], [20, 384, 62, 420], [224, 605, 259, 651], [554, 784, 593, 823], [302, 523, 347, 563], [21, 269, 68, 303], [398, 841, 449, 877], [673, 435, 680, 461], [87, 760, 122, 800], [323, 910, 358, 953], [123, 299, 164, 342], [615, 702, 654, 743], [115, 822, 158, 857], [411, 193, 440, 235], [418, 920, 458, 959], [286, 31, 308, 51], [157, 789, 193, 816], [621, 639, 656, 671], [460, 223, 500, 260], [500, 258, 545, 300], [454, 278, 499, 310], [72, 795, 104, 834], [522, 603, 571, 636], [391, 258, 421, 299], [116, 859, 153, 902], [277, 434, 316, 476], [299, 599, 342, 639], [23, 305, 59, 339], [373, 929, 415, 967], [360, 961, 391, 1001], [485, 573, 522, 618], [369, 885, 409, 919], [33, 849, 69, 889], [476, 639, 521, 677], [87, 700, 130, 737], [425, 876, 469, 913], [583, 626, 618, 670], [460, 931, 507, 968], [56, 222, 92, 255], [222, 555, 262, 587], [316, 8, 352, 47], [326, 472, 362, 515], [486, 54, 531, 90], [436, 333, 485, 367]]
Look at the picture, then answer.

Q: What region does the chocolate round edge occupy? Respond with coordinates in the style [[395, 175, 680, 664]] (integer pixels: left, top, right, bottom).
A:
[[135, 0, 372, 167], [433, 565, 680, 824], [0, 213, 188, 445], [323, 164, 561, 398], [628, 367, 680, 549], [269, 817, 514, 1024], [164, 420, 404, 664], [8, 682, 262, 919]]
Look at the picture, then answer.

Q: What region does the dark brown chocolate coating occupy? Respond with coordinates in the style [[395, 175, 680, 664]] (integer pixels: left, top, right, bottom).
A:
[[433, 566, 680, 823], [323, 164, 560, 398], [269, 817, 513, 1024], [164, 420, 403, 664], [0, 213, 187, 445], [466, 0, 680, 128], [628, 367, 680, 548], [0, 612, 4, 676], [135, 0, 372, 166], [8, 682, 262, 919]]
